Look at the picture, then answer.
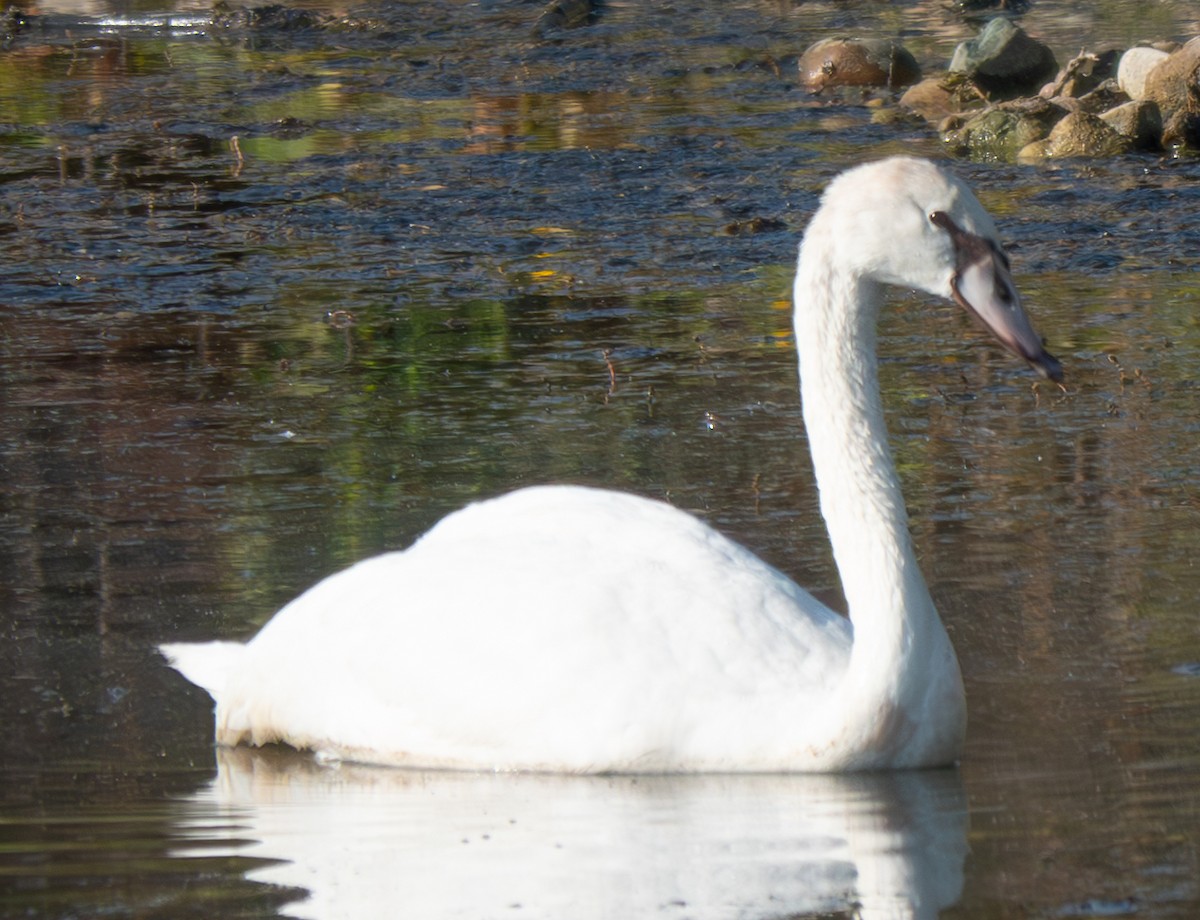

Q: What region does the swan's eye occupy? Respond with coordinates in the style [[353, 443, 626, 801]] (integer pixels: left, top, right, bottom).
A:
[[929, 211, 952, 231]]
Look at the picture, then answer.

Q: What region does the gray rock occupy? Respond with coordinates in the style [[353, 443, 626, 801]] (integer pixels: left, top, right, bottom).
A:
[[1117, 47, 1170, 101], [949, 18, 1058, 98]]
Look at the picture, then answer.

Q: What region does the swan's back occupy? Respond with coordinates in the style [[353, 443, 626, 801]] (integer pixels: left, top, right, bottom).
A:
[[175, 486, 851, 772]]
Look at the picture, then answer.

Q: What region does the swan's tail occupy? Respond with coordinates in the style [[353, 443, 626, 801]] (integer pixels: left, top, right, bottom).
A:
[[159, 641, 247, 701]]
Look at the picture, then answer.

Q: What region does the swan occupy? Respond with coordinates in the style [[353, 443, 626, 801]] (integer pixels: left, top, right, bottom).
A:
[[161, 156, 1062, 773]]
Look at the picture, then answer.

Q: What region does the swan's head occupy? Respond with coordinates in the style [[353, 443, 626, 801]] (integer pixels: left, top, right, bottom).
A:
[[804, 157, 1062, 381]]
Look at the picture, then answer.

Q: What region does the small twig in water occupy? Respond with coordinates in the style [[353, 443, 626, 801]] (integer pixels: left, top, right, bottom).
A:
[[602, 349, 617, 396], [229, 135, 244, 175]]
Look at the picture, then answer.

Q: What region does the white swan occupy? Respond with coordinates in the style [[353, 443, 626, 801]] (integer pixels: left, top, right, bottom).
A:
[[161, 156, 1062, 773]]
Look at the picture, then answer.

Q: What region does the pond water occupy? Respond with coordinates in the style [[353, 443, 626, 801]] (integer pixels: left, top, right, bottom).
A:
[[3, 0, 1200, 917]]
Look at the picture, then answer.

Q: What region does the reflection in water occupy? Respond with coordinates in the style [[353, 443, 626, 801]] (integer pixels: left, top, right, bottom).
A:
[[175, 748, 967, 920], [4, 0, 1200, 916]]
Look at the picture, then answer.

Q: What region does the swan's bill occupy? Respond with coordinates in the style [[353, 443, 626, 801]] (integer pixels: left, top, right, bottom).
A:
[[929, 210, 1063, 382]]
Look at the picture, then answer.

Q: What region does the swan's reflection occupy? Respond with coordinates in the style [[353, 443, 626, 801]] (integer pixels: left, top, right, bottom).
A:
[[175, 747, 967, 920]]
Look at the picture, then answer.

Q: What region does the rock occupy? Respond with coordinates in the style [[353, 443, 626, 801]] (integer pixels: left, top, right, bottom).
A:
[[1075, 79, 1129, 115], [1161, 108, 1200, 151], [952, 0, 1031, 11], [1, 5, 28, 46], [1035, 110, 1133, 157], [723, 216, 787, 236], [1016, 138, 1052, 160], [1140, 36, 1200, 122], [942, 98, 1065, 160], [1099, 100, 1162, 150], [210, 1, 329, 31], [799, 37, 921, 92], [533, 0, 599, 36], [1117, 46, 1171, 101], [899, 75, 980, 123], [949, 17, 1057, 98]]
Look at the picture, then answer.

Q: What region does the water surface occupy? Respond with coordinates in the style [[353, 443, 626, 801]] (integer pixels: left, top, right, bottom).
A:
[[3, 0, 1200, 917]]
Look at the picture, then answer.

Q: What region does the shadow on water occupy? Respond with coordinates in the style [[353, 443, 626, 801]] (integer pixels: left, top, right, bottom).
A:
[[3, 0, 1200, 917]]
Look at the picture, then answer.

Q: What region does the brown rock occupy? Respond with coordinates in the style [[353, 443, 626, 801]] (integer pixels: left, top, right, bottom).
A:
[[1100, 100, 1162, 150], [1042, 110, 1132, 157], [1016, 138, 1052, 161], [899, 75, 980, 123], [1140, 36, 1200, 122], [1075, 79, 1130, 116], [1162, 108, 1200, 151], [799, 37, 921, 92]]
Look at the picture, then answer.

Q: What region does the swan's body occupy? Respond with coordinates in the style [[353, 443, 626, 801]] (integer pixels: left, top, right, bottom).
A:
[[162, 157, 1061, 773]]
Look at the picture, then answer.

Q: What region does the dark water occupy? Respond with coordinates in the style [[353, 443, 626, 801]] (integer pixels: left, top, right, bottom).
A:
[[3, 0, 1200, 917]]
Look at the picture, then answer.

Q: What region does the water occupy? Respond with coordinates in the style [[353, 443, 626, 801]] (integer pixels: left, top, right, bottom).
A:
[[3, 0, 1200, 917]]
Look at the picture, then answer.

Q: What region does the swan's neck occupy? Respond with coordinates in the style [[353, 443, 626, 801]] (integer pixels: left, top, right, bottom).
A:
[[794, 241, 962, 762], [796, 263, 930, 635]]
